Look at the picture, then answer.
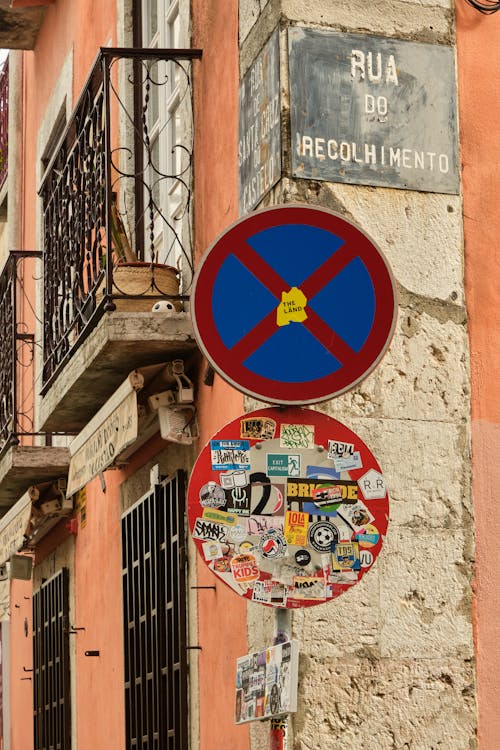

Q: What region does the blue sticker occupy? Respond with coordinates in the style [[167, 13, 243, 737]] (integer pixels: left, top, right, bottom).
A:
[[210, 440, 250, 470], [306, 465, 341, 480]]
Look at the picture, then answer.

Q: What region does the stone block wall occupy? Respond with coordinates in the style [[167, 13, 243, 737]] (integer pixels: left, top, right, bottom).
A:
[[238, 2, 476, 748]]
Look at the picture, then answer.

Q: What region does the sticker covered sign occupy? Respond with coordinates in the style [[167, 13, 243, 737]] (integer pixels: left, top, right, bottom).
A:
[[187, 406, 390, 609]]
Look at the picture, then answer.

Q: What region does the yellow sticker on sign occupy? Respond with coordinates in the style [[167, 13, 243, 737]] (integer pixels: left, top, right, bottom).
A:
[[276, 287, 308, 326], [284, 510, 309, 546]]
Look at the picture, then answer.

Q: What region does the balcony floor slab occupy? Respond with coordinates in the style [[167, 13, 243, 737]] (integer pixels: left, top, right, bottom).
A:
[[39, 311, 197, 434], [0, 2, 47, 49], [0, 445, 70, 511]]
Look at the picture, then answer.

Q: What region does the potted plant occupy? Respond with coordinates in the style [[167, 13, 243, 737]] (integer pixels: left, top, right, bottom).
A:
[[100, 194, 181, 312]]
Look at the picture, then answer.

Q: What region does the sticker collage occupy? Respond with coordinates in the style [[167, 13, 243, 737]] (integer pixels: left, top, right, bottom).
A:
[[235, 640, 299, 724], [187, 407, 389, 609]]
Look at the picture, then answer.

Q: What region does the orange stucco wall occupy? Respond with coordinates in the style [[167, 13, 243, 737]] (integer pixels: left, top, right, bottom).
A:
[[9, 578, 33, 749], [192, 1, 249, 748], [456, 5, 500, 748], [73, 473, 125, 750]]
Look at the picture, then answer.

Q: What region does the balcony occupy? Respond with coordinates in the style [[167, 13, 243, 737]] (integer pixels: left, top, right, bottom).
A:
[[0, 0, 53, 50], [0, 252, 69, 511], [38, 48, 201, 433], [0, 57, 7, 193]]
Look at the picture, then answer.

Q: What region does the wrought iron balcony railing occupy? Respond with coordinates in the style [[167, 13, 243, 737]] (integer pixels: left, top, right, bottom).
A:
[[0, 251, 41, 458], [0, 57, 8, 191], [39, 48, 202, 393]]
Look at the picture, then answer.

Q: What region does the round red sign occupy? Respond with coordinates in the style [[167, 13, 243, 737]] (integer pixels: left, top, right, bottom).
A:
[[192, 204, 397, 405], [187, 407, 389, 608]]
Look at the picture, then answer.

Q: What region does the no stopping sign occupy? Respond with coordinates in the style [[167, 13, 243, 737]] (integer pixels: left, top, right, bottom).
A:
[[192, 205, 397, 404]]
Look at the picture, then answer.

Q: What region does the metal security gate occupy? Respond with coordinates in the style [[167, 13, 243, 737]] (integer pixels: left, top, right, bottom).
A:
[[33, 568, 71, 750], [122, 472, 188, 749]]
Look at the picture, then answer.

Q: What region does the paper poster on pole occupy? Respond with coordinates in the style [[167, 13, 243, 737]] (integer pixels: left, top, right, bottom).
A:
[[235, 640, 299, 724]]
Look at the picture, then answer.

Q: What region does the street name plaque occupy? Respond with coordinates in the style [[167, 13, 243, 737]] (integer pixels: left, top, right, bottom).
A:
[[289, 28, 459, 194]]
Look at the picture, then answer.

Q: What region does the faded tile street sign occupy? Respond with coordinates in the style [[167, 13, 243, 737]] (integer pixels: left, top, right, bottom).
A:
[[239, 28, 281, 214], [289, 28, 459, 194]]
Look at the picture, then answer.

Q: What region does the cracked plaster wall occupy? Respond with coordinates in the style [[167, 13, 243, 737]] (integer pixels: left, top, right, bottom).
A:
[[239, 2, 475, 749]]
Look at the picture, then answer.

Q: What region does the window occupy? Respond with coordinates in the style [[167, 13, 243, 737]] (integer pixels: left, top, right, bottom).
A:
[[40, 104, 67, 181], [122, 472, 188, 748], [140, 0, 191, 272], [33, 568, 71, 750]]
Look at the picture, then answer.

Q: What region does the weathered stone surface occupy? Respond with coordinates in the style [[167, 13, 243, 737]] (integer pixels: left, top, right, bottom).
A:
[[0, 446, 70, 511], [239, 0, 261, 43], [404, 0, 451, 6], [291, 504, 473, 663], [0, 4, 47, 50], [331, 416, 470, 532], [293, 570, 382, 659], [38, 312, 196, 433], [247, 599, 276, 653], [281, 0, 453, 42], [240, 0, 454, 72], [238, 1, 475, 746], [243, 213, 469, 423], [294, 656, 476, 750], [326, 185, 464, 304], [379, 528, 473, 659], [271, 178, 464, 305], [323, 311, 469, 423]]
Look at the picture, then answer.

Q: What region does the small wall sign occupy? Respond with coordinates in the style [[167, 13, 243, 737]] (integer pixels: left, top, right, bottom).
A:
[[289, 28, 459, 194], [238, 28, 281, 214]]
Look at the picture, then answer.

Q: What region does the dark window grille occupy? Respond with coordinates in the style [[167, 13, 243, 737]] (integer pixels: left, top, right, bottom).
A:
[[33, 568, 71, 750], [0, 251, 41, 458], [0, 57, 7, 191], [122, 472, 188, 749]]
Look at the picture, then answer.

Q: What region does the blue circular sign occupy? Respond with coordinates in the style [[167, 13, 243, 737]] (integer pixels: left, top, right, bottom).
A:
[[192, 205, 397, 404]]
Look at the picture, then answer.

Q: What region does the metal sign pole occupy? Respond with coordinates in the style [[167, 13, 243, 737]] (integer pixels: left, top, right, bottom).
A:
[[270, 608, 291, 750]]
